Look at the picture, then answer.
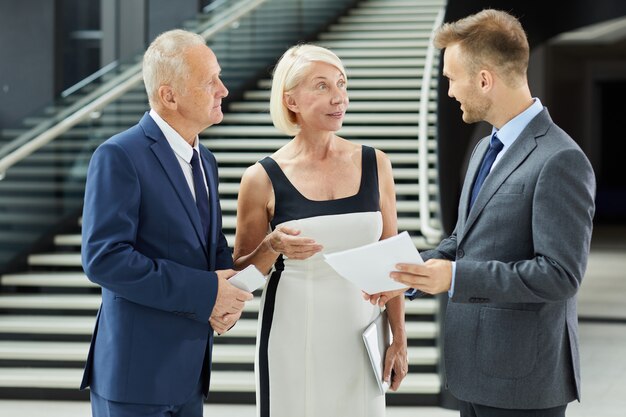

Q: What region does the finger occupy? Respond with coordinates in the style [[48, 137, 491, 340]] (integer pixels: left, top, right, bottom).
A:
[[235, 290, 254, 302], [383, 355, 394, 383], [378, 295, 389, 307], [277, 226, 301, 236], [390, 373, 401, 391], [209, 318, 226, 334], [390, 271, 422, 287], [284, 243, 322, 255], [285, 235, 319, 245], [395, 263, 428, 276], [288, 249, 323, 260], [231, 299, 245, 311]]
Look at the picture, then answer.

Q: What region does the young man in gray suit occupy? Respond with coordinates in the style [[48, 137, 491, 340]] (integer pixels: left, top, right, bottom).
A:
[[366, 9, 596, 417]]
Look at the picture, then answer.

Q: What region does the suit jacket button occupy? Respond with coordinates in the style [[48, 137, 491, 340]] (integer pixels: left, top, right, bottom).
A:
[[457, 249, 465, 258]]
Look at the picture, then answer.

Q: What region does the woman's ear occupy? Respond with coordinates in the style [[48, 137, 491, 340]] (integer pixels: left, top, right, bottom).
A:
[[284, 93, 299, 113]]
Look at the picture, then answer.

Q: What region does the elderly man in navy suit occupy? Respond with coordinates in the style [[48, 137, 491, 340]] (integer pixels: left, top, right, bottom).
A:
[[80, 29, 253, 417], [366, 10, 595, 417]]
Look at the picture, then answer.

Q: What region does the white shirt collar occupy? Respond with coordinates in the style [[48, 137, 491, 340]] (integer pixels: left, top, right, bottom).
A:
[[149, 109, 199, 163]]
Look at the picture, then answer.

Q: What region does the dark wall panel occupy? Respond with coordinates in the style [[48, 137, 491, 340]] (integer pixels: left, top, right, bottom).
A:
[[0, 1, 55, 129]]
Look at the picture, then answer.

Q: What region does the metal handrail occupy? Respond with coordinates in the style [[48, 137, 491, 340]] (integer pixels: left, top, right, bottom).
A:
[[418, 7, 445, 245], [61, 60, 120, 98], [0, 0, 267, 180]]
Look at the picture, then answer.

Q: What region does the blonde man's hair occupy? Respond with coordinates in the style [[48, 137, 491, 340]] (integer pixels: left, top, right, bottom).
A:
[[142, 29, 207, 106], [434, 9, 529, 87], [270, 44, 347, 136]]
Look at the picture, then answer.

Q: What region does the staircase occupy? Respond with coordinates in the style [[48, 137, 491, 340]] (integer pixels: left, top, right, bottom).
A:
[[0, 0, 445, 405]]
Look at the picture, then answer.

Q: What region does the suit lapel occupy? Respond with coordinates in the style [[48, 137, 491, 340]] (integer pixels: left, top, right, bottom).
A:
[[139, 113, 208, 249], [461, 110, 550, 243]]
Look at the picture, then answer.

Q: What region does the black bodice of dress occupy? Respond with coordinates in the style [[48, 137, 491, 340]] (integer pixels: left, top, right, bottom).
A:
[[258, 145, 381, 229]]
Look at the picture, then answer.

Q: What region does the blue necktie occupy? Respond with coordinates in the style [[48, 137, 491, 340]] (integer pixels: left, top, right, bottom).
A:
[[190, 149, 210, 241], [469, 134, 504, 210]]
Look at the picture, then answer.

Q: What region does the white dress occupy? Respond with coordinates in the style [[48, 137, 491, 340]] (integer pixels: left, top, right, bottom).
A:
[[255, 146, 386, 417]]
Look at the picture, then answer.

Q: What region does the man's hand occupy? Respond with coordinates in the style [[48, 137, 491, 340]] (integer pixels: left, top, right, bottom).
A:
[[390, 259, 452, 295], [211, 269, 253, 318], [210, 310, 242, 335], [384, 340, 408, 391], [362, 288, 407, 307]]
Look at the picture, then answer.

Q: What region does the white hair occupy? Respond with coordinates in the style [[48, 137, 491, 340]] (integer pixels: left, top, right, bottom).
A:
[[270, 44, 347, 136], [142, 29, 207, 106]]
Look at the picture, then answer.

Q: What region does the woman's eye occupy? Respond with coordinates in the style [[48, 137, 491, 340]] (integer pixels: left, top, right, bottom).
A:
[[317, 83, 327, 90]]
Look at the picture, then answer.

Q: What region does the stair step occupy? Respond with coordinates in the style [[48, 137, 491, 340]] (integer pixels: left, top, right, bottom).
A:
[[0, 272, 96, 288], [0, 294, 261, 314], [0, 281, 436, 314], [352, 6, 443, 15], [257, 78, 428, 89], [203, 138, 435, 152], [0, 316, 436, 339], [330, 23, 435, 32], [0, 367, 439, 393], [0, 196, 83, 207], [0, 295, 100, 310], [230, 100, 435, 112], [223, 112, 435, 124], [244, 89, 433, 100], [204, 125, 432, 138], [215, 181, 439, 196], [320, 31, 432, 40], [0, 181, 85, 193], [28, 253, 82, 267], [0, 341, 437, 365], [339, 15, 439, 24], [207, 150, 439, 163], [4, 166, 87, 178], [319, 39, 431, 49], [362, 0, 443, 5], [0, 213, 59, 225]]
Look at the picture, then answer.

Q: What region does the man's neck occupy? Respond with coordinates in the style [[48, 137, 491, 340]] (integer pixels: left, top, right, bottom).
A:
[[489, 86, 533, 129], [152, 107, 198, 146]]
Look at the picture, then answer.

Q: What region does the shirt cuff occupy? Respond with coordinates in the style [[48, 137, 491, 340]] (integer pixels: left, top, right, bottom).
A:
[[448, 261, 457, 298]]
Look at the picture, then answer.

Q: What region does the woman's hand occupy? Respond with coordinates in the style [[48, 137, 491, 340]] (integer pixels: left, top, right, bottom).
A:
[[383, 338, 408, 391], [267, 226, 323, 260]]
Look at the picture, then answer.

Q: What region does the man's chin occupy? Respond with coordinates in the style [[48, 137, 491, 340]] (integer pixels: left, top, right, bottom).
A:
[[210, 112, 224, 125], [461, 112, 479, 124]]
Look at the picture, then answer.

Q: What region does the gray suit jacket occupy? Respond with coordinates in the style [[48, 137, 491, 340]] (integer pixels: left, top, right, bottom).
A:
[[422, 109, 596, 409]]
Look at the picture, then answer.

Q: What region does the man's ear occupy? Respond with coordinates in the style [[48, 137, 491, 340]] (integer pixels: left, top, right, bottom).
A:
[[158, 85, 177, 109], [284, 93, 299, 113], [478, 69, 494, 92]]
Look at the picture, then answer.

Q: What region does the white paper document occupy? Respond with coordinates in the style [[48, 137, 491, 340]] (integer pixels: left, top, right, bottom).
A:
[[228, 265, 266, 292], [362, 310, 391, 394], [323, 231, 423, 294]]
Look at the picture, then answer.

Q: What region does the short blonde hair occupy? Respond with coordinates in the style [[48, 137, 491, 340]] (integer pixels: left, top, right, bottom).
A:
[[434, 9, 529, 87], [270, 44, 347, 136], [142, 29, 207, 106]]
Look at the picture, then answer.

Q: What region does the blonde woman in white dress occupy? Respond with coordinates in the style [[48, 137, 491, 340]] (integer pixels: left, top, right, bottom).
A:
[[233, 44, 408, 417]]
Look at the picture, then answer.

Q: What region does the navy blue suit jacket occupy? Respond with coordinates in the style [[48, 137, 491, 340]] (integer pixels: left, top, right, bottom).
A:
[[80, 112, 233, 404]]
